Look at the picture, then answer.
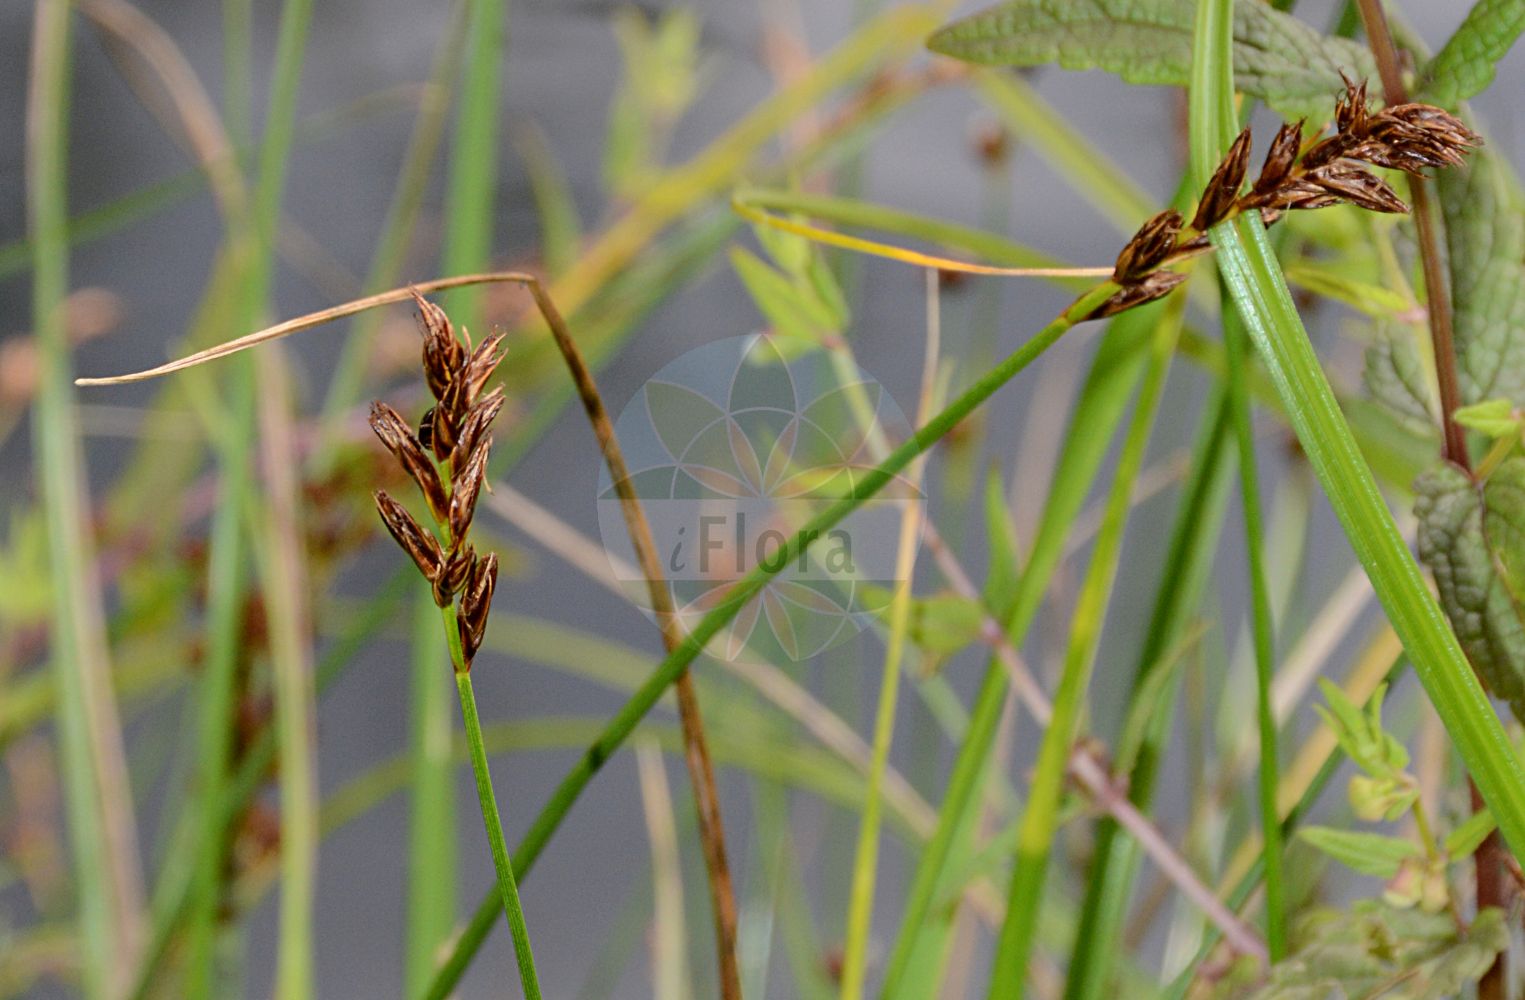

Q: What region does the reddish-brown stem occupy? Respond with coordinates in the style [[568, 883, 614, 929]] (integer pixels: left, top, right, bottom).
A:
[[1353, 0, 1470, 470], [526, 283, 742, 1000]]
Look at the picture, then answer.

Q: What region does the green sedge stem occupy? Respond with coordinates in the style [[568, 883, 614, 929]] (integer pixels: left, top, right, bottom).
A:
[[445, 605, 544, 1000], [421, 278, 1120, 1000]]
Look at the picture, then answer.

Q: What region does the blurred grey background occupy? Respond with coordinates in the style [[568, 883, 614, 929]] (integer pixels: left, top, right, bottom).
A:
[[2, 0, 1523, 996]]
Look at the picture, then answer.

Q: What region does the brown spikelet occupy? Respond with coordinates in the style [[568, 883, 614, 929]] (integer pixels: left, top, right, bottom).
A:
[[1087, 270, 1190, 320], [1113, 210, 1184, 284], [1191, 127, 1253, 231], [1252, 120, 1304, 198], [414, 290, 464, 400], [374, 491, 444, 585], [369, 402, 448, 520], [452, 387, 506, 473], [1305, 163, 1408, 214], [430, 396, 461, 458], [457, 332, 507, 408], [1163, 233, 1213, 265], [1334, 75, 1370, 136], [435, 544, 476, 606], [448, 437, 492, 544], [458, 553, 499, 665]]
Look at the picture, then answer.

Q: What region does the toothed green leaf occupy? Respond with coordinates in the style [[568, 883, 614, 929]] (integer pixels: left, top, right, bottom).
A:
[[1363, 324, 1438, 436], [1438, 147, 1525, 409], [1415, 457, 1525, 723], [1297, 827, 1420, 877], [927, 0, 1376, 122], [1416, 0, 1525, 109], [1216, 903, 1507, 999]]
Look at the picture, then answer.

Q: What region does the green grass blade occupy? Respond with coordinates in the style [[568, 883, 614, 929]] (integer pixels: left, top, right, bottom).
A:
[[1185, 0, 1285, 958], [27, 4, 145, 994], [407, 0, 507, 984], [736, 189, 1085, 279], [421, 278, 1119, 1000], [880, 299, 1163, 997], [987, 290, 1184, 998], [1202, 21, 1525, 873], [244, 0, 319, 994], [1064, 390, 1234, 1000], [406, 594, 457, 996]]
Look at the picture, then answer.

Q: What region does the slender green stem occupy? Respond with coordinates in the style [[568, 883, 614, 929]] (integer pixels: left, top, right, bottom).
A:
[[185, 3, 257, 990], [423, 279, 1120, 1000], [185, 366, 254, 998], [1208, 0, 1525, 882], [879, 298, 1162, 998], [839, 277, 938, 1000], [446, 607, 543, 1000], [987, 289, 1184, 998], [439, 0, 504, 334], [28, 3, 144, 995], [1223, 299, 1286, 957], [246, 0, 317, 993], [1063, 390, 1235, 1000], [406, 591, 457, 997], [1185, 0, 1286, 958]]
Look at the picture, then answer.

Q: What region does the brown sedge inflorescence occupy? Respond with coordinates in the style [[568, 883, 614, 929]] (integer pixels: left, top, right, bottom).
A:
[[1089, 77, 1482, 320], [370, 292, 506, 669]]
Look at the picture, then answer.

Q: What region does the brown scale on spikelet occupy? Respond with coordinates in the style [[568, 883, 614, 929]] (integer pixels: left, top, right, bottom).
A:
[[369, 291, 509, 669], [1088, 78, 1481, 321]]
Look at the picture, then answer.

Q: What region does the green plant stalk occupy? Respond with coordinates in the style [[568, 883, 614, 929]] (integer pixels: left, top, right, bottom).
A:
[[1063, 390, 1234, 1000], [254, 355, 320, 1000], [839, 480, 926, 999], [409, 0, 506, 979], [1183, 3, 1286, 957], [1163, 656, 1405, 1000], [27, 3, 143, 996], [422, 278, 1120, 1000], [987, 288, 1184, 998], [445, 607, 543, 1000], [184, 4, 257, 989], [244, 0, 317, 994], [1197, 0, 1525, 865], [440, 0, 503, 336], [127, 571, 413, 1000], [878, 299, 1163, 997], [406, 594, 457, 997], [1222, 294, 1286, 957], [184, 362, 254, 998]]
